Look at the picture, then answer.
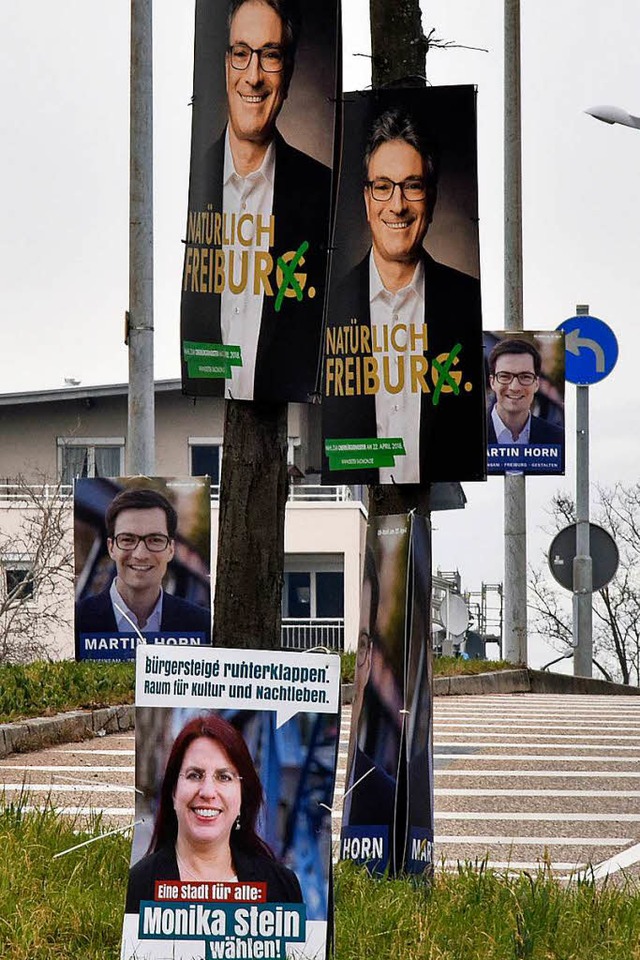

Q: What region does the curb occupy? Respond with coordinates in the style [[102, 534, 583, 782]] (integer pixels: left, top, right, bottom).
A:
[[1, 669, 638, 757], [0, 705, 135, 760], [343, 668, 640, 704]]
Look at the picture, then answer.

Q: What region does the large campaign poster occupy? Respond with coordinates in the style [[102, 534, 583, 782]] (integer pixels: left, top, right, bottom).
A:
[[340, 514, 433, 877], [121, 646, 340, 960], [180, 0, 340, 404], [485, 330, 565, 474], [322, 86, 485, 485], [74, 477, 211, 660]]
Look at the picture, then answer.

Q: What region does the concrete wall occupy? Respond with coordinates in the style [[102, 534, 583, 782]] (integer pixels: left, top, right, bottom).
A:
[[0, 389, 320, 481]]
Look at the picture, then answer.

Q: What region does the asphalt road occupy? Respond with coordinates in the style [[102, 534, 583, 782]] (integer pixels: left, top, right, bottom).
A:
[[2, 692, 640, 881]]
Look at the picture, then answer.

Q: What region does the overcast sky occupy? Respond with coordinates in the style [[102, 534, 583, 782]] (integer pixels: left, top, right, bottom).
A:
[[1, 1, 638, 670]]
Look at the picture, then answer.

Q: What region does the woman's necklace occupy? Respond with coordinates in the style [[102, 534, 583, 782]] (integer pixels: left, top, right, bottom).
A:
[[176, 850, 238, 883]]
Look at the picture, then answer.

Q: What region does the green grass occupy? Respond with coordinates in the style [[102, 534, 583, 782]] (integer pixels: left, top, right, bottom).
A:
[[0, 656, 520, 724], [340, 654, 519, 684], [432, 656, 520, 677], [1, 810, 638, 960], [335, 859, 640, 959], [0, 661, 135, 724], [0, 803, 130, 960]]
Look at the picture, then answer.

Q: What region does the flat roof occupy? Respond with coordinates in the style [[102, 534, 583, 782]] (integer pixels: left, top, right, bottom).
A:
[[0, 379, 183, 407]]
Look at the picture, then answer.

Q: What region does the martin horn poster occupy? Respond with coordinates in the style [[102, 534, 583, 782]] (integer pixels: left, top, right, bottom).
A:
[[341, 514, 433, 877]]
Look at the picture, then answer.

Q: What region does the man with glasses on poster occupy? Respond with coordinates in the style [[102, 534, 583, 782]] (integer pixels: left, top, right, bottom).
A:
[[183, 0, 333, 403], [487, 338, 563, 446], [323, 103, 485, 485], [75, 489, 210, 653]]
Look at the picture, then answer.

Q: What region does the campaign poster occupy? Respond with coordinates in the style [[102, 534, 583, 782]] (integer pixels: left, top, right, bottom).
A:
[[485, 330, 565, 474], [180, 0, 340, 404], [74, 477, 211, 660], [322, 86, 486, 485], [120, 645, 341, 960], [340, 514, 433, 877]]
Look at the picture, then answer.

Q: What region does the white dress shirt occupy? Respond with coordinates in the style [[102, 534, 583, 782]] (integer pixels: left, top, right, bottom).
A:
[[369, 253, 425, 484], [221, 133, 276, 400], [110, 578, 163, 633], [491, 406, 532, 444]]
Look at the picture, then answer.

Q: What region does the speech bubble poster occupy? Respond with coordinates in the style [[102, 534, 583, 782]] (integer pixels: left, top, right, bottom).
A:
[[121, 646, 341, 960], [180, 0, 340, 404], [74, 477, 212, 661]]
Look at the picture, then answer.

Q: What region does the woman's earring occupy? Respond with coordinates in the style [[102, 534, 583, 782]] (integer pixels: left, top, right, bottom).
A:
[[234, 815, 241, 831]]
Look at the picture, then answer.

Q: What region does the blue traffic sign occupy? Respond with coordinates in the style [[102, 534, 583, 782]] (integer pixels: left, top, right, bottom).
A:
[[556, 315, 618, 385]]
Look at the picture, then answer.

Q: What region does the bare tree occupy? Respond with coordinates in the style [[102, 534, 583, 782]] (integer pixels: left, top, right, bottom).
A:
[[0, 477, 74, 663], [529, 483, 640, 685]]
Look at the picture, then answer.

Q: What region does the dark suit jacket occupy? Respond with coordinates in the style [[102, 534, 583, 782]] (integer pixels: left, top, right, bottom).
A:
[[322, 252, 486, 484], [487, 408, 564, 446], [181, 130, 332, 403], [75, 586, 211, 654], [125, 844, 303, 913]]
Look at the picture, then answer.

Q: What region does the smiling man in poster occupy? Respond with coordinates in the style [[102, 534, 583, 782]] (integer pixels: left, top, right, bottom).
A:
[[322, 88, 486, 485], [485, 333, 565, 474], [181, 0, 338, 403]]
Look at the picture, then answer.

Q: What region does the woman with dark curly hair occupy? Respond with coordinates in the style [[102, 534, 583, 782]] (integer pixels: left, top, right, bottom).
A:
[[126, 714, 302, 912]]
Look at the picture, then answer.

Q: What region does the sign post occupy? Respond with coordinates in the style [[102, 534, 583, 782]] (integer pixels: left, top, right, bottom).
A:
[[556, 305, 619, 676]]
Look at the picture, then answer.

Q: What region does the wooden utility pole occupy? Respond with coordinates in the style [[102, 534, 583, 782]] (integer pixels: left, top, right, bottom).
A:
[[212, 400, 288, 649], [213, 2, 430, 648]]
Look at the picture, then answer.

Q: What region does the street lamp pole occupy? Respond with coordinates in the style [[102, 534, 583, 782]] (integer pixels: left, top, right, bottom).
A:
[[128, 0, 155, 476], [503, 0, 527, 664]]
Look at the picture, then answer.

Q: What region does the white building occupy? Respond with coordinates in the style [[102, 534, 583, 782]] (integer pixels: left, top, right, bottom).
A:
[[0, 380, 367, 660]]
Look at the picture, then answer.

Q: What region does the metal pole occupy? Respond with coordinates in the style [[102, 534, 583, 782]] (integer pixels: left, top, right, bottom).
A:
[[573, 306, 592, 676], [503, 0, 527, 663], [127, 0, 155, 475]]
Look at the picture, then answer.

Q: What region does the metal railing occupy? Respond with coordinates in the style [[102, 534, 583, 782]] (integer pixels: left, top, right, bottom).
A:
[[0, 483, 73, 502], [0, 483, 354, 504], [281, 618, 344, 652]]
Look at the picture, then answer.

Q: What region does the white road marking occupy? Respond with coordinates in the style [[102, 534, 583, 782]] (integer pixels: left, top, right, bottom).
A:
[[0, 783, 134, 793], [436, 722, 640, 732], [17, 805, 136, 815], [56, 749, 135, 756], [436, 811, 640, 822], [437, 788, 640, 797], [0, 765, 134, 773], [434, 727, 640, 749], [435, 753, 640, 762], [435, 741, 640, 751], [441, 860, 588, 871], [437, 836, 630, 846], [575, 841, 640, 881], [437, 770, 640, 778]]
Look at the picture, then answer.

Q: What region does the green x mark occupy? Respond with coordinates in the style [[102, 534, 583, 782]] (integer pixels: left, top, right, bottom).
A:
[[432, 342, 462, 406], [275, 240, 309, 312]]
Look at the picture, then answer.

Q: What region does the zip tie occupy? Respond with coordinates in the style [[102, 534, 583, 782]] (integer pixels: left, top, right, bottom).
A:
[[53, 818, 144, 859], [342, 765, 375, 801], [113, 601, 146, 644]]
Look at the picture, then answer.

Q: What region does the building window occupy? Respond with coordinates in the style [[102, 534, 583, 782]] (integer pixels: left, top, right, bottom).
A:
[[283, 559, 344, 619], [57, 438, 124, 484], [189, 438, 222, 485], [3, 564, 35, 603]]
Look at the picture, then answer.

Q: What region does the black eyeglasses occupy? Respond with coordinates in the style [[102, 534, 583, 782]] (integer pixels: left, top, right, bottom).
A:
[[365, 178, 427, 202], [113, 533, 171, 552], [492, 371, 537, 386], [227, 43, 285, 73]]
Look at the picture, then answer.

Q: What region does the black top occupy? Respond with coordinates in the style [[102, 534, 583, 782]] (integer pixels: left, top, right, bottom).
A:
[[125, 844, 303, 913]]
